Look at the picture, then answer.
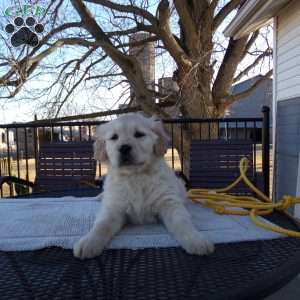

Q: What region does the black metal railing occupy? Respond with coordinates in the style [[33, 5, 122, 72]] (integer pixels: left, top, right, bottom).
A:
[[0, 107, 270, 198]]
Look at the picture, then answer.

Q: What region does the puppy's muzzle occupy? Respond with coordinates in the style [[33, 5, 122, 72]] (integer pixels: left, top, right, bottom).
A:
[[119, 144, 133, 165]]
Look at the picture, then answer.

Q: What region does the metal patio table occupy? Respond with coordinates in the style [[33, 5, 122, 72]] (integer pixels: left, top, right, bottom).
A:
[[1, 188, 300, 300]]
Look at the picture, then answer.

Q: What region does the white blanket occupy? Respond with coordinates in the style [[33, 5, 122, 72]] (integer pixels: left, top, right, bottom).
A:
[[0, 197, 282, 251]]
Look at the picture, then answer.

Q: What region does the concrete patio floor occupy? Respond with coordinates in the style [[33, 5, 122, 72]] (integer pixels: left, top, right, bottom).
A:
[[265, 275, 300, 299]]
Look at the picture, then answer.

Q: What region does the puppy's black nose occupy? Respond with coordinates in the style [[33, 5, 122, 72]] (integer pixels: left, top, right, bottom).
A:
[[119, 144, 132, 155]]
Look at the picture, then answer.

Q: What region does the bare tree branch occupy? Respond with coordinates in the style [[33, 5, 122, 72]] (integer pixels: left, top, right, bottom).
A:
[[0, 0, 272, 123], [71, 0, 133, 68], [0, 38, 97, 88], [213, 0, 242, 31], [86, 72, 123, 81], [33, 101, 176, 123], [223, 69, 273, 109], [234, 48, 272, 83], [173, 0, 198, 51], [243, 30, 260, 57], [84, 0, 158, 25], [71, 0, 165, 116], [55, 53, 107, 117], [211, 0, 220, 10], [212, 35, 249, 107], [157, 0, 192, 70]]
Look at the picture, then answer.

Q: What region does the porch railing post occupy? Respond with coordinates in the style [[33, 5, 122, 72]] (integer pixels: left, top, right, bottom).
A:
[[262, 106, 270, 197]]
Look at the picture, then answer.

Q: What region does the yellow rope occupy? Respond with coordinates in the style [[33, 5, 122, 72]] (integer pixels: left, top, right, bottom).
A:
[[188, 157, 300, 238]]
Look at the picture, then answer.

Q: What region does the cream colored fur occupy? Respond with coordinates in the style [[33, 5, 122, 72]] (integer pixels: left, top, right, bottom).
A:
[[73, 113, 214, 259]]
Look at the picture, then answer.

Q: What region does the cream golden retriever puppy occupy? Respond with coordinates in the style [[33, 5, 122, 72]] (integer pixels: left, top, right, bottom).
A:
[[73, 113, 214, 259]]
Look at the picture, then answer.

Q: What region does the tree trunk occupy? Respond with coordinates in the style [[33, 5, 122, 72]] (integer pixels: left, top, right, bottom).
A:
[[168, 78, 225, 178]]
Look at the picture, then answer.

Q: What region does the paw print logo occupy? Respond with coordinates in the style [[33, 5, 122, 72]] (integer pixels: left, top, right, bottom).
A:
[[5, 16, 44, 47]]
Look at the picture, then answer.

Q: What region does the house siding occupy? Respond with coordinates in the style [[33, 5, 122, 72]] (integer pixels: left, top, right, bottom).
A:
[[275, 98, 300, 200], [230, 77, 273, 120], [276, 0, 300, 101]]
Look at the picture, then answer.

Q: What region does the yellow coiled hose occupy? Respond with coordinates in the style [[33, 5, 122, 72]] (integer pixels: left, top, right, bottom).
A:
[[188, 157, 300, 237]]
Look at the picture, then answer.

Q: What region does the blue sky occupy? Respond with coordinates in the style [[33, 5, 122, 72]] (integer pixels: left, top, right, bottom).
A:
[[0, 0, 175, 123], [0, 1, 272, 124]]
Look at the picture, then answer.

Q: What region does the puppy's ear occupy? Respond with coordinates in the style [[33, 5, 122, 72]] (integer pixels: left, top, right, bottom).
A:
[[93, 125, 108, 162], [93, 139, 108, 162], [151, 117, 170, 157]]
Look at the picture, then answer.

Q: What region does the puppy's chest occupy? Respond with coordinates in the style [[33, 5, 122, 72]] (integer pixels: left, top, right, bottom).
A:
[[125, 178, 158, 224]]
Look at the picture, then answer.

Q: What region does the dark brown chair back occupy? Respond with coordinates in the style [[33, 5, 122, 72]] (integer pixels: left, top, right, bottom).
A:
[[189, 140, 261, 195], [35, 141, 96, 192]]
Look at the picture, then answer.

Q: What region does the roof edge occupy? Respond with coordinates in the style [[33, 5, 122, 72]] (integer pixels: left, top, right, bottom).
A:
[[223, 0, 265, 38]]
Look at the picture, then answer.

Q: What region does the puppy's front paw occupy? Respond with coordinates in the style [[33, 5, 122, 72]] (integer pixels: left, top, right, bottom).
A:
[[182, 233, 214, 256], [73, 233, 105, 259]]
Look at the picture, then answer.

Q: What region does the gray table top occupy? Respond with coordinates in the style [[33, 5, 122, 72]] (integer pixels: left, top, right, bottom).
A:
[[1, 188, 300, 300]]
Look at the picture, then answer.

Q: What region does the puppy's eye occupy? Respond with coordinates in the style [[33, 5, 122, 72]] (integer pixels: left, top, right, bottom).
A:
[[134, 131, 145, 138], [110, 134, 118, 141]]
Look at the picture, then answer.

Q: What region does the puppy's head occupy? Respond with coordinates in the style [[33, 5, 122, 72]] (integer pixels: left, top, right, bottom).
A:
[[93, 113, 169, 172]]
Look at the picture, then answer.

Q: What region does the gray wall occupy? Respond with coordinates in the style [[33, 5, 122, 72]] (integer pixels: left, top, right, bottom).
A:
[[275, 98, 300, 199], [229, 76, 273, 124]]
